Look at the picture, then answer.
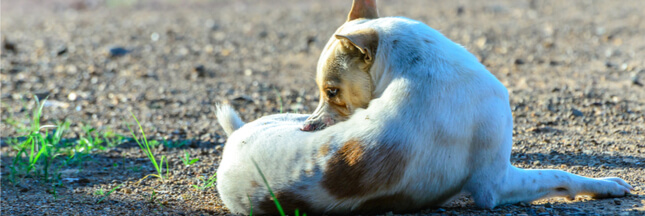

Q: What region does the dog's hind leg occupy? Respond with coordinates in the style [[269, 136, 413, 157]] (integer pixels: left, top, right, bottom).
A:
[[472, 164, 633, 208]]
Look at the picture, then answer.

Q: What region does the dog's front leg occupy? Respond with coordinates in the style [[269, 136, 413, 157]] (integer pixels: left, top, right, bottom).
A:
[[486, 165, 633, 207]]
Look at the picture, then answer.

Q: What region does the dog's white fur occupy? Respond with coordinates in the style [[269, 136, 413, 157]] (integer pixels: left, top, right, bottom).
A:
[[216, 104, 245, 135], [215, 3, 632, 215]]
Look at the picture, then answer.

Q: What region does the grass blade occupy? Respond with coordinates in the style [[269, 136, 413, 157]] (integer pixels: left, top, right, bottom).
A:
[[251, 159, 285, 216], [97, 183, 124, 204], [248, 195, 254, 216], [128, 112, 165, 181]]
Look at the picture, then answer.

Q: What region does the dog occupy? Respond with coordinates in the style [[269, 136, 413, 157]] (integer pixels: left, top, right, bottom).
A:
[[215, 0, 632, 214]]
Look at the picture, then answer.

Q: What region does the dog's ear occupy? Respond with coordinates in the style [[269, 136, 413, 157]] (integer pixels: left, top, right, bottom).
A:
[[347, 0, 379, 22], [335, 29, 379, 62]]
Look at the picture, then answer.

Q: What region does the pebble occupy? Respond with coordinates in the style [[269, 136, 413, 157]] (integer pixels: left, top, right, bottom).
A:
[[613, 198, 621, 205], [108, 47, 129, 57], [193, 65, 206, 77], [151, 32, 160, 41], [632, 71, 643, 86], [56, 46, 68, 56], [68, 92, 78, 101], [570, 108, 583, 117], [3, 39, 17, 52], [514, 58, 525, 65]]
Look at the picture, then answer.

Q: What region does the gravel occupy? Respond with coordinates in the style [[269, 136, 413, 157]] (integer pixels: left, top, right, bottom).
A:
[[1, 0, 644, 215]]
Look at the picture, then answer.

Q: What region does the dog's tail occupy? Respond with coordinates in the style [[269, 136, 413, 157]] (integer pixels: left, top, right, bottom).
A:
[[216, 103, 245, 136]]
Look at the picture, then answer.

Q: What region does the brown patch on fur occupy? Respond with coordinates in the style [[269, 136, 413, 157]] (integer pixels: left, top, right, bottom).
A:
[[257, 191, 312, 215], [250, 181, 259, 188], [318, 143, 331, 158], [321, 139, 407, 198], [356, 193, 416, 213], [339, 139, 364, 165]]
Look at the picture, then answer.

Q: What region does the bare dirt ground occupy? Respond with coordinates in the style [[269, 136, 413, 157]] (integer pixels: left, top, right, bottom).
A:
[[1, 0, 644, 215]]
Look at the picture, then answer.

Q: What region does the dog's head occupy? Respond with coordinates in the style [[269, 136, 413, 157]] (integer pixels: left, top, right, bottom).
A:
[[302, 0, 380, 131]]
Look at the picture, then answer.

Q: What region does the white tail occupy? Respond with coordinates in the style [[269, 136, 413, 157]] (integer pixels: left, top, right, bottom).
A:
[[216, 104, 245, 136]]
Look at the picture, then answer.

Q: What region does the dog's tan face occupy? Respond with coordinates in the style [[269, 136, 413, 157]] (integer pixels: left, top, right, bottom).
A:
[[301, 0, 380, 131], [302, 29, 379, 131]]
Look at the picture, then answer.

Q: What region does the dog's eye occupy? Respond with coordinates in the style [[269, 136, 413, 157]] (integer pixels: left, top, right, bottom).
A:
[[326, 88, 339, 98]]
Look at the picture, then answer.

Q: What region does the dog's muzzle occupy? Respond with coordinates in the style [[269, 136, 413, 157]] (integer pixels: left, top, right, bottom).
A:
[[301, 115, 335, 132]]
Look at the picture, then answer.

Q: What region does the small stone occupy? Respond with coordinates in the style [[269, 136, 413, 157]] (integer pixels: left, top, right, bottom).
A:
[[613, 198, 621, 205], [533, 160, 541, 165], [193, 65, 206, 77], [456, 6, 464, 15], [258, 31, 268, 38], [632, 71, 643, 87], [20, 187, 29, 193], [244, 69, 253, 76], [151, 32, 160, 41], [571, 108, 583, 117], [3, 38, 17, 52], [56, 46, 68, 56], [549, 60, 560, 66], [475, 37, 487, 49], [108, 47, 129, 57], [68, 92, 78, 101], [514, 58, 525, 65]]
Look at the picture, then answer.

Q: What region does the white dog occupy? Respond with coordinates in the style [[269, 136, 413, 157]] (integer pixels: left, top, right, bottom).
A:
[[216, 1, 632, 214]]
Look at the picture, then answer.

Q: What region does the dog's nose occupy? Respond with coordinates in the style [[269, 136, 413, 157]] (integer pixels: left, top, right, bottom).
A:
[[301, 121, 324, 132], [301, 123, 317, 131]]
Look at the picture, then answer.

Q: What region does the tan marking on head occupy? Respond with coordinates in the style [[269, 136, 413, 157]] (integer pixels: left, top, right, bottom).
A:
[[305, 28, 379, 130], [321, 139, 407, 198], [257, 191, 311, 214]]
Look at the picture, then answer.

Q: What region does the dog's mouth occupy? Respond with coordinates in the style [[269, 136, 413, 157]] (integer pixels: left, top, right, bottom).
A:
[[301, 122, 324, 131], [301, 117, 335, 132]]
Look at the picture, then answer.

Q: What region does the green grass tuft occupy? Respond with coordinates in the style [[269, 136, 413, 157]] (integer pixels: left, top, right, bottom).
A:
[[192, 173, 217, 190], [180, 150, 199, 166], [127, 112, 169, 182]]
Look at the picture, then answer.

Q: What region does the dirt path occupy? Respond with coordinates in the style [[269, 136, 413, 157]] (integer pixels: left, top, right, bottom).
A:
[[1, 0, 644, 215]]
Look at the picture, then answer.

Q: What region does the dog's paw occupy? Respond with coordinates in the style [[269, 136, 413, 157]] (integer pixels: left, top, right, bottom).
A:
[[590, 177, 633, 199]]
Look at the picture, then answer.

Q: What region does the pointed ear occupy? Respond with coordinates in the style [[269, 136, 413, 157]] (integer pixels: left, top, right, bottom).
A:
[[347, 0, 379, 22], [335, 28, 379, 62]]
